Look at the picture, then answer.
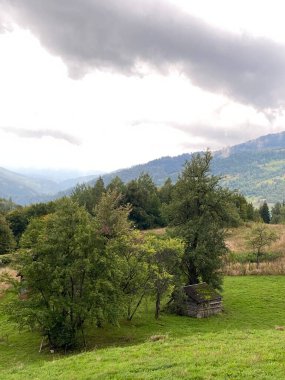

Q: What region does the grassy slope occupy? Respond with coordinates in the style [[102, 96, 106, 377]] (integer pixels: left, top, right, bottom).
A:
[[1, 276, 285, 379]]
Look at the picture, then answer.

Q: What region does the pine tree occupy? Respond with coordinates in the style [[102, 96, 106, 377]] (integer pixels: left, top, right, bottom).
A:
[[259, 201, 270, 224]]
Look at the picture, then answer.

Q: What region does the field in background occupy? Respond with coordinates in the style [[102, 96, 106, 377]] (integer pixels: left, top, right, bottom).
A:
[[225, 224, 285, 275], [148, 224, 285, 276]]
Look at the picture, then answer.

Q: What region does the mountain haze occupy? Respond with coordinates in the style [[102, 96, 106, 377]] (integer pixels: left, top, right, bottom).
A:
[[1, 131, 285, 204], [0, 167, 99, 205]]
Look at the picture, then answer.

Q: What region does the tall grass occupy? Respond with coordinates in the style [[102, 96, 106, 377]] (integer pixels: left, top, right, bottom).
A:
[[225, 223, 285, 275]]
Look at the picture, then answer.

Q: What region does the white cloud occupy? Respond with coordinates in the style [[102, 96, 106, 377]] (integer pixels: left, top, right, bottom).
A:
[[0, 1, 285, 173]]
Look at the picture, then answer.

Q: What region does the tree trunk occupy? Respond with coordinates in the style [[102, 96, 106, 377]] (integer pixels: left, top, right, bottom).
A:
[[155, 291, 161, 319], [128, 291, 146, 321], [256, 249, 261, 268]]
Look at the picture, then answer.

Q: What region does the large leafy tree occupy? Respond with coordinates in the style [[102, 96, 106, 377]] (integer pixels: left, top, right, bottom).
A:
[[168, 150, 234, 289], [13, 198, 121, 349], [125, 173, 163, 229]]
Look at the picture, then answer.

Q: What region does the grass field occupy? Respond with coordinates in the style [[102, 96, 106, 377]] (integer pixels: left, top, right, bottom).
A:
[[1, 276, 285, 379]]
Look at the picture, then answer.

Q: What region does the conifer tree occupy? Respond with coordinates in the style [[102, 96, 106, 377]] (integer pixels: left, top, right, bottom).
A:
[[259, 201, 270, 224]]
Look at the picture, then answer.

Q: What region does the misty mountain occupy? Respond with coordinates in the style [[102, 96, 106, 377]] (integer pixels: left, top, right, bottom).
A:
[[2, 131, 285, 205], [0, 167, 100, 205], [14, 168, 103, 183], [0, 167, 57, 204]]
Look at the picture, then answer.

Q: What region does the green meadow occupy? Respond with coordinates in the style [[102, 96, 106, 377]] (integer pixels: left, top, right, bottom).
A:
[[1, 276, 285, 379]]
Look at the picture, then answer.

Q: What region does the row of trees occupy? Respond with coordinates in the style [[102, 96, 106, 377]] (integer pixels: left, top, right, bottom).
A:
[[258, 200, 285, 224], [0, 160, 256, 255]]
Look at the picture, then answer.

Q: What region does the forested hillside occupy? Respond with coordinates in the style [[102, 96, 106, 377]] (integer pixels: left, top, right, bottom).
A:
[[99, 132, 285, 203]]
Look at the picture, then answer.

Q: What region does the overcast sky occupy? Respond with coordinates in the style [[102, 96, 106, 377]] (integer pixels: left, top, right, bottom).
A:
[[1, 0, 285, 173]]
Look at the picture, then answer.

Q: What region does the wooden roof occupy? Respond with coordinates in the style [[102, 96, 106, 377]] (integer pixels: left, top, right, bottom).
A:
[[183, 282, 222, 304]]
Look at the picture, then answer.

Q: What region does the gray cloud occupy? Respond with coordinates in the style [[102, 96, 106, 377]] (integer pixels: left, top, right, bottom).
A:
[[131, 118, 271, 149], [168, 122, 254, 145], [2, 0, 285, 111], [1, 126, 81, 145]]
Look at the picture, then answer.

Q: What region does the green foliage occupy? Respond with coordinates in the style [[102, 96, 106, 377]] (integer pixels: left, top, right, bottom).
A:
[[125, 173, 163, 229], [165, 286, 189, 316], [116, 230, 153, 321], [271, 201, 285, 224], [71, 177, 106, 215], [6, 208, 29, 242], [6, 201, 56, 242], [259, 201, 270, 224], [168, 151, 235, 289], [226, 250, 281, 264], [0, 198, 18, 214], [106, 176, 126, 196], [158, 178, 173, 205], [0, 215, 16, 254], [94, 190, 131, 238], [231, 193, 256, 222], [10, 198, 122, 349], [140, 234, 184, 319], [247, 223, 279, 267], [0, 253, 12, 266]]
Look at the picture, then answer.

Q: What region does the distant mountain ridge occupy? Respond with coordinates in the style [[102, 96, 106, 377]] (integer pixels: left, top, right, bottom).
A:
[[0, 167, 100, 205], [98, 131, 285, 203], [1, 131, 285, 204]]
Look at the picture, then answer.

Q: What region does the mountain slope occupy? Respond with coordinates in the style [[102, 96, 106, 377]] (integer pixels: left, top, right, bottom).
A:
[[0, 167, 58, 204], [0, 167, 100, 205], [97, 131, 285, 203], [2, 131, 285, 204]]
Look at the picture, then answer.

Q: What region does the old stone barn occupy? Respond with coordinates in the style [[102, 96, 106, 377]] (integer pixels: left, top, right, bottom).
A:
[[183, 282, 222, 318]]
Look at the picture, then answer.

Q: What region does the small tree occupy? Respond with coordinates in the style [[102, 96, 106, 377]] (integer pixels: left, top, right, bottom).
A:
[[247, 224, 278, 267], [116, 230, 153, 321], [143, 234, 183, 319]]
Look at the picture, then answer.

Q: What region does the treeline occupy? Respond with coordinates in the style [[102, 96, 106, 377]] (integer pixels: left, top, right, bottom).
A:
[[256, 200, 285, 225], [0, 172, 256, 254], [0, 151, 260, 350]]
